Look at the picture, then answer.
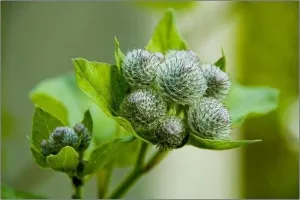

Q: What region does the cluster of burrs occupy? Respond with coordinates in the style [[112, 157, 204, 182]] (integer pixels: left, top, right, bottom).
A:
[[40, 123, 91, 156], [120, 49, 231, 150]]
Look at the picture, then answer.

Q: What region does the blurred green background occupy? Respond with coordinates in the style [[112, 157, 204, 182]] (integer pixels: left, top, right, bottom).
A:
[[1, 1, 299, 199]]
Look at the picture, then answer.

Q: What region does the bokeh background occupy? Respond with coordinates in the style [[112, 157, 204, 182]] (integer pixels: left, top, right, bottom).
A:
[[1, 1, 299, 199]]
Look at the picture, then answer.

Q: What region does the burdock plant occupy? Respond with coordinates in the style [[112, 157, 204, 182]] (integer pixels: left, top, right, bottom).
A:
[[28, 9, 279, 199]]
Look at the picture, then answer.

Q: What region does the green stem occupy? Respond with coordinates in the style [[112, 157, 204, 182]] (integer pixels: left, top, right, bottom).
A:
[[72, 176, 83, 199], [135, 141, 149, 171], [96, 125, 121, 198], [143, 149, 168, 173], [97, 162, 114, 198], [72, 152, 84, 199], [108, 146, 168, 199]]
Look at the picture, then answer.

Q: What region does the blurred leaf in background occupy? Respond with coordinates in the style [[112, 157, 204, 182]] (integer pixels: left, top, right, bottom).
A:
[[1, 106, 16, 172], [135, 1, 197, 12], [1, 183, 45, 199], [225, 82, 279, 126], [236, 1, 299, 198]]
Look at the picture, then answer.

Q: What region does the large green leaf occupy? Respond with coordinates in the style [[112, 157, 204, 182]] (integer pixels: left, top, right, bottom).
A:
[[29, 73, 91, 126], [31, 107, 64, 151], [188, 134, 261, 150], [84, 136, 137, 175], [1, 183, 45, 199], [73, 58, 128, 115], [30, 93, 69, 125], [226, 83, 279, 126], [146, 8, 188, 54], [73, 58, 150, 143], [46, 146, 79, 173]]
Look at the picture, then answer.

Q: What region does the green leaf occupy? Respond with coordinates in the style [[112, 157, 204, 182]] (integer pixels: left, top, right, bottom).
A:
[[214, 48, 226, 72], [188, 134, 261, 150], [31, 107, 64, 151], [146, 8, 188, 54], [136, 2, 197, 11], [84, 136, 136, 175], [226, 82, 279, 126], [73, 58, 128, 116], [29, 73, 92, 126], [114, 37, 125, 71], [30, 145, 48, 168], [114, 116, 151, 144], [30, 93, 69, 125], [1, 183, 45, 199], [73, 58, 149, 143], [114, 139, 140, 167], [87, 105, 141, 168], [46, 146, 79, 173], [81, 109, 93, 134]]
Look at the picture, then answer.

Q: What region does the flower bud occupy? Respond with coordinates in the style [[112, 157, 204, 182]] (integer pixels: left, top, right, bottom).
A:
[[52, 129, 64, 141], [166, 50, 200, 64], [188, 97, 231, 140], [40, 139, 52, 156], [156, 50, 207, 105], [73, 123, 91, 151], [119, 89, 167, 133], [122, 49, 162, 88], [154, 52, 165, 61], [46, 127, 79, 155], [200, 64, 231, 101], [155, 116, 188, 150]]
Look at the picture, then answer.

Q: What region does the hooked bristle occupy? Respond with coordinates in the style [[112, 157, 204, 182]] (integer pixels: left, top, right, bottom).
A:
[[200, 64, 231, 101], [155, 116, 188, 149], [119, 88, 167, 134], [156, 50, 207, 105], [122, 49, 162, 89], [188, 97, 231, 140]]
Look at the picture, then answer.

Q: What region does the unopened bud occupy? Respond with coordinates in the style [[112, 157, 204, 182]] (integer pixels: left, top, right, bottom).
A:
[[119, 89, 167, 133], [155, 116, 188, 150], [188, 97, 231, 140], [200, 64, 231, 101], [122, 49, 162, 89], [156, 50, 207, 105]]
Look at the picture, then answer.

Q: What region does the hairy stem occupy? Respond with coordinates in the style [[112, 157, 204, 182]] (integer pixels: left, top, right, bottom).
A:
[[108, 144, 168, 199]]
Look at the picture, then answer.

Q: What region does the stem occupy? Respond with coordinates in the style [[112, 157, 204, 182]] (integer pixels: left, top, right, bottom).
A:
[[96, 125, 121, 198], [108, 146, 168, 199], [72, 176, 83, 199], [72, 152, 84, 199], [135, 141, 149, 171], [143, 149, 168, 173], [97, 162, 114, 198]]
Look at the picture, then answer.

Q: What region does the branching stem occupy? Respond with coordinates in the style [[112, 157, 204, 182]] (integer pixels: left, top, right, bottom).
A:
[[108, 142, 168, 199]]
